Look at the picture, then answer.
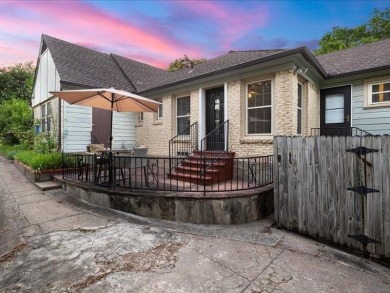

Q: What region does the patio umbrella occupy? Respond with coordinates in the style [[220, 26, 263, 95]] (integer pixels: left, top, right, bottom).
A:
[[50, 87, 160, 149]]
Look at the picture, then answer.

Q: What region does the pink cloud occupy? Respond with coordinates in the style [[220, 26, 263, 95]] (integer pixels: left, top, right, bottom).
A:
[[0, 1, 202, 68], [174, 1, 269, 49]]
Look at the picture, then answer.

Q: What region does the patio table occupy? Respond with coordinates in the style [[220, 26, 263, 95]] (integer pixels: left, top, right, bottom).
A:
[[97, 150, 133, 187]]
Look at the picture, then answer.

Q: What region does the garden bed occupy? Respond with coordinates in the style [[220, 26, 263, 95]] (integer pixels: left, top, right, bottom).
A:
[[13, 159, 63, 182]]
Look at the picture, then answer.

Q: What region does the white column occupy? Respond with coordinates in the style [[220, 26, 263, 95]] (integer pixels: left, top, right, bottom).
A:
[[224, 82, 228, 151], [198, 88, 206, 149]]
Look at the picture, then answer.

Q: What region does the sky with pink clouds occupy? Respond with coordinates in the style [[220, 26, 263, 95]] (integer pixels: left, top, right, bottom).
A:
[[0, 0, 388, 69]]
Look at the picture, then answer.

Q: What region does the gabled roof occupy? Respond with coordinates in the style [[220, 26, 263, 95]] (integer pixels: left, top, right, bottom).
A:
[[147, 49, 288, 91], [39, 34, 390, 96], [316, 38, 390, 78], [41, 35, 135, 92], [110, 54, 169, 93]]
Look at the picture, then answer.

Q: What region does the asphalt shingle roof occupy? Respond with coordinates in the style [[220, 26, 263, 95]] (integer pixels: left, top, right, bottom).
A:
[[316, 38, 390, 77], [111, 49, 287, 92], [42, 35, 135, 92], [41, 34, 390, 94], [146, 49, 287, 92], [110, 54, 170, 93]]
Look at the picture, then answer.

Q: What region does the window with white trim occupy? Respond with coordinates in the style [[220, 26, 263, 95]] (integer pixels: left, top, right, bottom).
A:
[[41, 101, 51, 133], [297, 83, 302, 134], [247, 80, 272, 134], [369, 80, 390, 104], [138, 112, 143, 122], [177, 96, 190, 135], [157, 99, 163, 120]]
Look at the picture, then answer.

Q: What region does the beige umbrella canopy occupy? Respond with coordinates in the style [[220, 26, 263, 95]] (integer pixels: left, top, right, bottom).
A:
[[50, 87, 160, 149]]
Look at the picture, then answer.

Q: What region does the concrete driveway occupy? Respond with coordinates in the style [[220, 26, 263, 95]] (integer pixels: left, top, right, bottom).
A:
[[0, 156, 389, 292]]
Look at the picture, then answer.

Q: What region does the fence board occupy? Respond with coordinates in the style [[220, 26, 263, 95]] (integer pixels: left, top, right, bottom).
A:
[[367, 136, 384, 254], [275, 135, 389, 258], [382, 136, 390, 257]]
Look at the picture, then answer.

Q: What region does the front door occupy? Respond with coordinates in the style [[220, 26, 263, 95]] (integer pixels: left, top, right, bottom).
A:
[[320, 85, 351, 136], [206, 87, 225, 150], [91, 108, 111, 148]]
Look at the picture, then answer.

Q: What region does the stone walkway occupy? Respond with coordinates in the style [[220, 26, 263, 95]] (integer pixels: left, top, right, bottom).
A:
[[0, 156, 389, 292]]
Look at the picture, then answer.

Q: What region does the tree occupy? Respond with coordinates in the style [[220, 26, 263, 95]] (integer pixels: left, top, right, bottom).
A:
[[168, 55, 207, 72], [0, 62, 35, 102], [0, 98, 33, 145], [314, 8, 390, 55]]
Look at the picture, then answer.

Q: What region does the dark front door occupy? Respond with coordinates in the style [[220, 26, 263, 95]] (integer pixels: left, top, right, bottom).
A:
[[320, 85, 351, 136], [91, 108, 111, 148], [206, 87, 225, 150]]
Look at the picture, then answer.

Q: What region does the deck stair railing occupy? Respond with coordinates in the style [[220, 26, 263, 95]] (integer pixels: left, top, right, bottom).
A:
[[200, 120, 229, 175], [311, 127, 372, 137], [169, 122, 198, 171]]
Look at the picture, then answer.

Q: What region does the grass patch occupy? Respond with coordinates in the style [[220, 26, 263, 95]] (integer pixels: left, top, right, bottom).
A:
[[0, 144, 29, 159]]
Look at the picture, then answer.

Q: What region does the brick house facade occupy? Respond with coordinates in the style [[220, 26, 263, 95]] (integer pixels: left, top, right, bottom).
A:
[[32, 35, 390, 154]]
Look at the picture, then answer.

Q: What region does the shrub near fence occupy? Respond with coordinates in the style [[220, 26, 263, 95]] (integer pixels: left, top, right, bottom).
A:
[[274, 136, 390, 259]]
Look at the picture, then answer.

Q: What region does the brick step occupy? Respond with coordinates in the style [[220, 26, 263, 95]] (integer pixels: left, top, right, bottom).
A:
[[175, 165, 220, 175], [167, 172, 214, 184], [192, 150, 235, 159], [181, 158, 227, 167], [169, 150, 235, 185]]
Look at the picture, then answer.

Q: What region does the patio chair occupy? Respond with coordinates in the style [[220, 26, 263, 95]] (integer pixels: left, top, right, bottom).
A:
[[113, 146, 148, 187], [84, 144, 107, 183]]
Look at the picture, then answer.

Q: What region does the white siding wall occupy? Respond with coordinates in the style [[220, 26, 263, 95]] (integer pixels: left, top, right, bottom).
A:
[[32, 50, 60, 106], [352, 81, 390, 135], [63, 103, 92, 152], [112, 112, 136, 149]]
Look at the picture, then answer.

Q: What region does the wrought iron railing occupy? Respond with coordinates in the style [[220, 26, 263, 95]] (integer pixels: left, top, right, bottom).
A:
[[200, 120, 229, 152], [200, 120, 229, 175], [168, 122, 198, 171], [311, 127, 372, 137], [62, 153, 273, 195]]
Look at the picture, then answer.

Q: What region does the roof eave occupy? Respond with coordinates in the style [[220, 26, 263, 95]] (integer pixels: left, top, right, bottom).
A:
[[139, 47, 328, 94], [60, 80, 97, 89], [326, 65, 390, 79]]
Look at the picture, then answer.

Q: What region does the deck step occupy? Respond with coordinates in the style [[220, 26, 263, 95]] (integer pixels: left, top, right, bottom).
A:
[[34, 180, 62, 191], [168, 151, 235, 185], [168, 172, 213, 184]]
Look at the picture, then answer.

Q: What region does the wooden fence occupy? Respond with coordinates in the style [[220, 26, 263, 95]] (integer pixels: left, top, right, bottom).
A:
[[274, 136, 390, 258]]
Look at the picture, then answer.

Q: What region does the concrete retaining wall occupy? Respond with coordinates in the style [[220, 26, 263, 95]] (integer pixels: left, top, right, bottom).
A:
[[62, 180, 274, 225]]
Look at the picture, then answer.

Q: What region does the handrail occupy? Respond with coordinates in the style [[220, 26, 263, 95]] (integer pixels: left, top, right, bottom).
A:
[[200, 120, 229, 176], [169, 122, 198, 171], [311, 127, 372, 136], [200, 120, 229, 152]]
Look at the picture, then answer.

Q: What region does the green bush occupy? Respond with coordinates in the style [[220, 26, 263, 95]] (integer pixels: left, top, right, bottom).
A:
[[34, 133, 57, 153], [14, 151, 63, 171], [0, 98, 33, 145]]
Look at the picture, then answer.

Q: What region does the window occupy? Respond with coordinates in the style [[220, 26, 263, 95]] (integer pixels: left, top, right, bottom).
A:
[[177, 96, 190, 134], [297, 83, 302, 134], [41, 102, 51, 132], [247, 80, 272, 134], [157, 99, 163, 120], [138, 112, 143, 122], [369, 80, 390, 104]]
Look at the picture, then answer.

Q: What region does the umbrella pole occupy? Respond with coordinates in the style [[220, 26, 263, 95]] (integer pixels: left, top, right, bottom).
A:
[[109, 97, 114, 150], [108, 96, 114, 187]]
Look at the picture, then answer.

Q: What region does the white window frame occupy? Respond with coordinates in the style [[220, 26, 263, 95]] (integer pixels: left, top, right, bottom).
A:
[[156, 99, 163, 120], [41, 101, 52, 133], [176, 96, 191, 135], [297, 82, 303, 135], [246, 79, 273, 135], [367, 79, 390, 106], [138, 112, 143, 122]]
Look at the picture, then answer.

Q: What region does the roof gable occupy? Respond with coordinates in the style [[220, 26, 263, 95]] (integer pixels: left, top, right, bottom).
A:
[[42, 35, 135, 92]]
